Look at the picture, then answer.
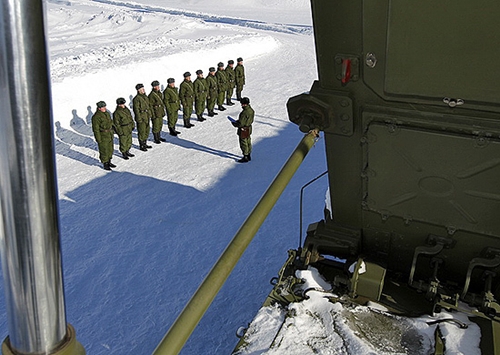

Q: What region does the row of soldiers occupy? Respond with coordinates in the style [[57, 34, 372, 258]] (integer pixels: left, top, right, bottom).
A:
[[92, 58, 247, 170]]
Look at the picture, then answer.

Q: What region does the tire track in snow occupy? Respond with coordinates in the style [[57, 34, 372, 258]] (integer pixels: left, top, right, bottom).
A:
[[87, 0, 313, 35]]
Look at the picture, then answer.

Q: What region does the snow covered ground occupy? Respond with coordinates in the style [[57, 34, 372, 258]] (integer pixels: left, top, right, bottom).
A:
[[0, 1, 483, 354], [2, 0, 325, 354]]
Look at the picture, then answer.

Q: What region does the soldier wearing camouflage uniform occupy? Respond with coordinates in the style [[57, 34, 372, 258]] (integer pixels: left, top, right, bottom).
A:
[[225, 59, 236, 106], [92, 101, 116, 170], [113, 97, 135, 160], [149, 80, 167, 144], [231, 97, 254, 163], [133, 83, 153, 151], [163, 78, 181, 136], [215, 62, 228, 111], [235, 57, 246, 101], [206, 67, 218, 117], [193, 69, 207, 122], [179, 72, 195, 128]]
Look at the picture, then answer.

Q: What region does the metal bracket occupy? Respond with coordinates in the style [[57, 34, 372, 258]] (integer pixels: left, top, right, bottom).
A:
[[461, 248, 500, 299], [408, 235, 455, 287]]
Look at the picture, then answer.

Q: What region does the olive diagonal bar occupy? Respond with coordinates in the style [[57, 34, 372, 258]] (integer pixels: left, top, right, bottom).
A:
[[153, 129, 320, 355]]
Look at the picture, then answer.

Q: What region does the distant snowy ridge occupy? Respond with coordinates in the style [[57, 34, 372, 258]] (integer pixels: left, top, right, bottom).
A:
[[87, 0, 313, 34], [47, 0, 281, 83]]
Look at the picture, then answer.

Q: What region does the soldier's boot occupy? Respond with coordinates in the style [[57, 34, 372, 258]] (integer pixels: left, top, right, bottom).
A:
[[159, 133, 167, 142], [197, 114, 206, 122], [247, 154, 251, 161], [208, 110, 215, 117], [122, 152, 129, 160], [218, 105, 226, 111], [236, 92, 242, 101], [237, 155, 249, 163], [126, 150, 135, 157], [139, 140, 148, 151], [226, 98, 234, 106], [145, 141, 153, 148], [108, 161, 117, 168], [168, 127, 178, 136], [103, 162, 111, 171], [153, 132, 161, 144]]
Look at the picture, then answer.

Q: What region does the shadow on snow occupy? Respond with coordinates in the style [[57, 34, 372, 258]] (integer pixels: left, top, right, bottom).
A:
[[0, 109, 327, 355]]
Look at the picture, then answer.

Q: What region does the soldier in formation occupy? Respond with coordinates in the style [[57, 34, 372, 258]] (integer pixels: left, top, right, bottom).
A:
[[133, 83, 153, 151], [179, 72, 195, 128], [206, 67, 219, 117], [163, 78, 181, 136], [149, 80, 167, 144], [90, 56, 248, 169], [235, 57, 245, 101], [92, 101, 116, 170], [113, 97, 135, 160], [231, 97, 254, 163], [215, 62, 228, 111], [193, 69, 207, 122], [225, 60, 236, 106]]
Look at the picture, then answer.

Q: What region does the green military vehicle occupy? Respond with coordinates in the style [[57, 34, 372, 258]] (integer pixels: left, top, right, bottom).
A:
[[231, 1, 500, 354]]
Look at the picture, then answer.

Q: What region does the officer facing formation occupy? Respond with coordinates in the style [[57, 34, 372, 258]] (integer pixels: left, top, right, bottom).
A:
[[193, 69, 207, 122], [231, 97, 254, 163], [206, 67, 219, 117], [133, 83, 153, 151], [235, 57, 245, 101], [113, 97, 135, 160], [215, 62, 228, 111], [179, 72, 195, 128], [149, 80, 167, 144], [92, 101, 116, 170], [225, 60, 236, 106], [163, 78, 181, 136]]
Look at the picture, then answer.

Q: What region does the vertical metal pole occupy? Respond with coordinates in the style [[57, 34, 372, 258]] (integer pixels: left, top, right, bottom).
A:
[[299, 171, 327, 248], [0, 1, 84, 354]]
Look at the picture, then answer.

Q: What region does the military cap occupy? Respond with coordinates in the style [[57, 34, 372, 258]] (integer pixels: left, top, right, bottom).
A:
[[196, 69, 203, 75], [116, 97, 126, 105], [240, 97, 250, 105], [96, 101, 106, 108], [167, 78, 175, 84], [209, 67, 216, 73], [228, 59, 234, 65], [217, 62, 224, 68], [151, 80, 160, 87], [237, 57, 243, 62], [183, 71, 191, 78], [135, 83, 144, 90]]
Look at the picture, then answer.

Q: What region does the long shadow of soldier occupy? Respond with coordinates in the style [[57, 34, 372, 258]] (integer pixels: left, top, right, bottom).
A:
[[70, 109, 93, 136], [54, 139, 98, 166], [166, 136, 240, 160], [85, 105, 93, 125], [254, 114, 283, 128], [55, 121, 97, 149]]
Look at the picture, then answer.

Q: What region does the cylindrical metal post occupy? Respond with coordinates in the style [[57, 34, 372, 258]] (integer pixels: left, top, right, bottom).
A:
[[153, 129, 320, 355], [0, 1, 84, 354]]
